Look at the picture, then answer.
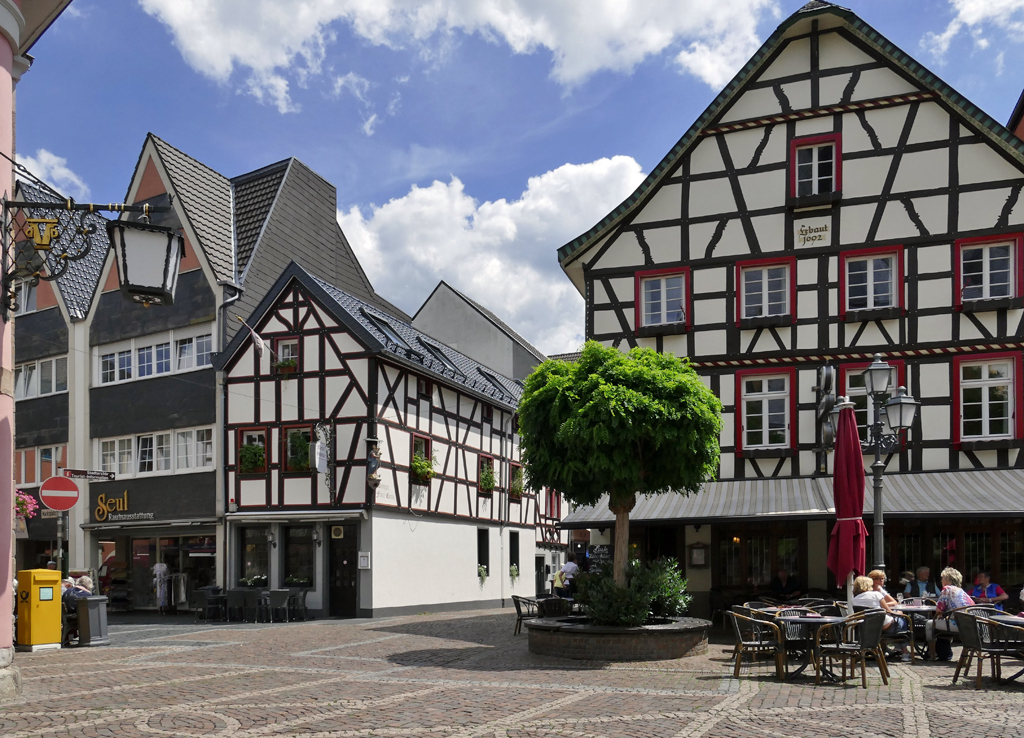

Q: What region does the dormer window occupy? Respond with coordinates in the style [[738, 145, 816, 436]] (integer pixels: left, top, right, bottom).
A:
[[789, 134, 842, 203]]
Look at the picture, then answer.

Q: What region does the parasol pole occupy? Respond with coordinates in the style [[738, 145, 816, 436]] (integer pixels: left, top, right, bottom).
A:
[[846, 571, 854, 613]]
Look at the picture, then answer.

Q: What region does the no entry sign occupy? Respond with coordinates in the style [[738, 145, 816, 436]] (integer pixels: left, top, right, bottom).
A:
[[39, 476, 80, 511]]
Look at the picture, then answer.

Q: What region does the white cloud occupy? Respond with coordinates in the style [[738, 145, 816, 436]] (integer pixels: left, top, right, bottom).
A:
[[924, 0, 1024, 60], [338, 155, 646, 354], [139, 0, 779, 112], [17, 149, 90, 201]]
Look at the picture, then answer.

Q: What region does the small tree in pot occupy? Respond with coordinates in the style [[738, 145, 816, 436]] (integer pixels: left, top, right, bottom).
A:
[[518, 341, 721, 589]]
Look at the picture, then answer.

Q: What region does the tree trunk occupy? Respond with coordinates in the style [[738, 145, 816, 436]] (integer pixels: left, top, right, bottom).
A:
[[609, 493, 636, 588]]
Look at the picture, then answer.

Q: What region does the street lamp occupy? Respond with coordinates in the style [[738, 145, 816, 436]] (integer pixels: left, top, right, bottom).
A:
[[861, 354, 920, 573], [107, 218, 183, 307]]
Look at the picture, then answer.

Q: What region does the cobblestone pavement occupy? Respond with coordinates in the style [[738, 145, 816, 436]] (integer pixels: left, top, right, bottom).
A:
[[3, 609, 1024, 737]]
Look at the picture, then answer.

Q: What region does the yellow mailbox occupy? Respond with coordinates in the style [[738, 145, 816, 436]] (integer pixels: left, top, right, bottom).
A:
[[16, 569, 63, 650]]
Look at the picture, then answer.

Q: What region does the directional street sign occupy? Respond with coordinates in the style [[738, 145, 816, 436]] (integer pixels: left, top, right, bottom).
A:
[[39, 476, 80, 511], [62, 468, 115, 481]]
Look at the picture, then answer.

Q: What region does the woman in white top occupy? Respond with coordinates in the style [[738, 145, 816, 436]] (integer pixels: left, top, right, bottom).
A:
[[851, 575, 911, 662]]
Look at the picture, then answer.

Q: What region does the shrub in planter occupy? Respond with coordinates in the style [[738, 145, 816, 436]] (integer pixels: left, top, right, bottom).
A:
[[574, 557, 690, 626], [509, 467, 524, 500], [239, 444, 266, 474], [410, 452, 436, 483], [479, 463, 496, 494], [275, 358, 298, 373]]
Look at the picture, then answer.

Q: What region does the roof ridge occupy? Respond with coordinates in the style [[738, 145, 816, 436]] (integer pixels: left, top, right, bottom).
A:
[[148, 133, 230, 184], [435, 280, 546, 361], [231, 158, 292, 185]]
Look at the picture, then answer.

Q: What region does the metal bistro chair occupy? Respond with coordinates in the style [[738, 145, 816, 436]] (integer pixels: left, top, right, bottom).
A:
[[728, 611, 786, 680], [815, 610, 889, 688], [288, 588, 309, 621], [537, 597, 571, 618], [192, 589, 223, 623], [225, 589, 247, 622], [511, 595, 538, 635], [242, 589, 265, 623], [952, 611, 999, 688], [267, 590, 291, 623]]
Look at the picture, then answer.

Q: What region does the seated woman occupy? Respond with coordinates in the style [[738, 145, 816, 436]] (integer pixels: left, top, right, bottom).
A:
[[925, 566, 974, 661], [970, 571, 1008, 611], [852, 575, 912, 662]]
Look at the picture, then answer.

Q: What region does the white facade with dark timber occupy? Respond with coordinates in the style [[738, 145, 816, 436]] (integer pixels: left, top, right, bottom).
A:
[[559, 2, 1024, 617], [219, 263, 566, 617]]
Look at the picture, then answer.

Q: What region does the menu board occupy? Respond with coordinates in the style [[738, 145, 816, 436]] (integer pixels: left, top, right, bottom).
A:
[[587, 545, 613, 570]]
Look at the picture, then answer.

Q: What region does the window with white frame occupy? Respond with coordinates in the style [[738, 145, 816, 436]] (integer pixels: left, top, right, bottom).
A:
[[14, 356, 68, 400], [845, 366, 899, 443], [13, 280, 36, 316], [742, 265, 789, 319], [794, 141, 835, 197], [97, 330, 213, 386], [13, 445, 66, 486], [961, 361, 1013, 439], [961, 242, 1013, 301], [846, 254, 896, 311], [742, 375, 789, 448], [99, 427, 214, 476], [640, 273, 686, 327]]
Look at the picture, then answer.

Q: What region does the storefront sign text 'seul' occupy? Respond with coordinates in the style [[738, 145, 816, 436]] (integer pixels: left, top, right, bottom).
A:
[[94, 491, 155, 522]]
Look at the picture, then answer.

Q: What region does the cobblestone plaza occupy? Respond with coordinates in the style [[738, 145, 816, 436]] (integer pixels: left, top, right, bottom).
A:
[[2, 609, 1021, 737]]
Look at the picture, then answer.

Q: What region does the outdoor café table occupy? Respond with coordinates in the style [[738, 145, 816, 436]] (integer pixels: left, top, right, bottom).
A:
[[775, 614, 846, 681], [896, 605, 935, 658], [980, 614, 1024, 683], [895, 605, 937, 615]]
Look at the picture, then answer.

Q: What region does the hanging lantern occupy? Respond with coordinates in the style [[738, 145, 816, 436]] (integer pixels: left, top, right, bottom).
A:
[[106, 219, 183, 307]]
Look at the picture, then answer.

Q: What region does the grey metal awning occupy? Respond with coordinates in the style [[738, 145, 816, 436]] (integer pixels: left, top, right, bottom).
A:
[[559, 469, 1024, 528]]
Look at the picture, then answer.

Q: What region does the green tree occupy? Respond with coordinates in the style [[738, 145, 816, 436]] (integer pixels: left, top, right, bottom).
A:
[[518, 341, 722, 587]]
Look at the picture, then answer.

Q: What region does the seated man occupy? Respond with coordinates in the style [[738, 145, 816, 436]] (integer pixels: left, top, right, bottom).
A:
[[904, 566, 935, 597], [970, 571, 1008, 611], [770, 568, 801, 602]]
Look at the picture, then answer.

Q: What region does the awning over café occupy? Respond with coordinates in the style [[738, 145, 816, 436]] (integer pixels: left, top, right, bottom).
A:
[[559, 469, 1024, 529]]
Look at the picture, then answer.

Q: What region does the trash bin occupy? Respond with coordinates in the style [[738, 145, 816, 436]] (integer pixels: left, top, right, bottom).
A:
[[15, 568, 63, 651], [76, 596, 110, 647]]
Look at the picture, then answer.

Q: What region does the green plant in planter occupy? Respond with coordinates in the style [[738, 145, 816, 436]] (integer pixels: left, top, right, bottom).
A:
[[479, 462, 496, 494], [509, 467, 524, 500], [239, 443, 265, 474], [509, 563, 519, 585], [573, 557, 691, 626], [284, 575, 313, 586], [275, 358, 298, 372], [478, 564, 488, 583], [410, 452, 436, 483], [287, 432, 311, 472]]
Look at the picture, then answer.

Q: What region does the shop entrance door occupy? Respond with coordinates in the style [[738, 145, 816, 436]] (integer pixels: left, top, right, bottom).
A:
[[328, 525, 358, 617]]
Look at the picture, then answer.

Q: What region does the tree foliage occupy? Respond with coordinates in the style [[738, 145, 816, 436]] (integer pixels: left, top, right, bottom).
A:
[[518, 341, 722, 509]]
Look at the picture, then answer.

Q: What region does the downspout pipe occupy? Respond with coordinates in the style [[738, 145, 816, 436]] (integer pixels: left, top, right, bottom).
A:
[[218, 284, 243, 591]]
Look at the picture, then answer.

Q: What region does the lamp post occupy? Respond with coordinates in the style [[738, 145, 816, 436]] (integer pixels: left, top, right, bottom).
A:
[[855, 354, 920, 573]]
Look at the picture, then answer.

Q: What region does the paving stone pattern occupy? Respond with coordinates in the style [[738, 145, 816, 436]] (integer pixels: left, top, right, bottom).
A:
[[2, 608, 1022, 737]]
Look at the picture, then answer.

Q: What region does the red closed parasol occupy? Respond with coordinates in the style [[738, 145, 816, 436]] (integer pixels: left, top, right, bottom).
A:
[[827, 404, 867, 588]]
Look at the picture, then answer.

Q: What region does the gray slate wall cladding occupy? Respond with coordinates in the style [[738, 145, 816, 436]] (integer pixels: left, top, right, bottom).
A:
[[15, 393, 69, 448], [89, 472, 216, 522], [89, 269, 216, 346], [15, 308, 68, 363], [512, 341, 541, 382], [90, 368, 215, 438]]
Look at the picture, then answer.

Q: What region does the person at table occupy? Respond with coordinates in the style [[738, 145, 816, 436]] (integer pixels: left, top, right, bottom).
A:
[[925, 566, 974, 660], [970, 570, 1008, 610], [868, 570, 898, 605], [770, 568, 801, 602], [904, 566, 936, 598], [852, 576, 912, 662]]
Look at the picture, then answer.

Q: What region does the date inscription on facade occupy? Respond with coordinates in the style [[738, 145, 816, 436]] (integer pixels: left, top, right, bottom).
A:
[[795, 218, 830, 247]]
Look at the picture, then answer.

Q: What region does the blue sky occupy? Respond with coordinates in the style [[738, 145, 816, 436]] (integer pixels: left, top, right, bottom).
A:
[[15, 0, 1024, 353]]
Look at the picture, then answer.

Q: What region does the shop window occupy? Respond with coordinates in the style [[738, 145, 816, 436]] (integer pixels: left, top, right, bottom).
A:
[[1001, 531, 1024, 585], [477, 528, 490, 576], [789, 133, 842, 199], [238, 429, 267, 474], [735, 257, 796, 325], [964, 532, 992, 582], [715, 528, 803, 590], [284, 527, 315, 588], [284, 426, 312, 473], [840, 246, 904, 317], [634, 267, 690, 333], [955, 234, 1023, 309], [239, 527, 269, 587], [954, 353, 1023, 445]]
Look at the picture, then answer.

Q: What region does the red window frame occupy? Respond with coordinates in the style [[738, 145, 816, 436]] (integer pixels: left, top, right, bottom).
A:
[[735, 256, 797, 326], [952, 351, 1024, 448], [510, 462, 523, 503], [411, 433, 432, 482], [545, 488, 561, 519], [478, 454, 495, 495], [236, 426, 268, 475], [953, 233, 1024, 310], [839, 360, 908, 448], [281, 424, 313, 474], [273, 336, 301, 374], [789, 133, 842, 198], [734, 366, 797, 456], [839, 245, 905, 318], [634, 266, 692, 331]]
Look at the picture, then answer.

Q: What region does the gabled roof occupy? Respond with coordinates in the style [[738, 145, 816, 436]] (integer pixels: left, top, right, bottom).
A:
[[558, 0, 1024, 267], [16, 179, 110, 321], [414, 280, 546, 362], [218, 262, 522, 409], [547, 351, 582, 363], [232, 159, 290, 276], [147, 134, 235, 282]]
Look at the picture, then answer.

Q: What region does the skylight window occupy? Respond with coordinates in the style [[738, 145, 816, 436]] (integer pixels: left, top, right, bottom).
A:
[[478, 368, 507, 394], [361, 310, 410, 349], [419, 339, 461, 375]]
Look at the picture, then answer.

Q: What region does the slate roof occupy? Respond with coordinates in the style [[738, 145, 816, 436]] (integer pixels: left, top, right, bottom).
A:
[[557, 0, 1024, 266], [547, 351, 582, 363], [416, 281, 546, 362], [312, 272, 522, 408], [232, 159, 289, 276], [16, 179, 110, 321], [148, 134, 235, 282]]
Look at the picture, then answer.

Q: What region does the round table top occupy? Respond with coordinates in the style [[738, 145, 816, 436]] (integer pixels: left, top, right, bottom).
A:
[[896, 605, 937, 613], [988, 614, 1024, 625], [776, 615, 846, 625]]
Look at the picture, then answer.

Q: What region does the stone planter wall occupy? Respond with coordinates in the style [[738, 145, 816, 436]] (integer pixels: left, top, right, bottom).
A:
[[526, 617, 710, 661]]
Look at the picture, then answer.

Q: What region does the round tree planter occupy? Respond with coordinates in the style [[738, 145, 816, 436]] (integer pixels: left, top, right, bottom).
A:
[[525, 616, 711, 661]]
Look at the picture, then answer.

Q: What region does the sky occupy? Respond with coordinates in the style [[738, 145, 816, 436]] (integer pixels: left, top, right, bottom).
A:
[[15, 0, 1024, 354]]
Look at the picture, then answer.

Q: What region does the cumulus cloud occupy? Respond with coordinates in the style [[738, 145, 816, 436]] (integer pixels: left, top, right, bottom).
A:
[[338, 155, 646, 354], [923, 0, 1024, 60], [17, 149, 91, 201], [139, 0, 779, 112]]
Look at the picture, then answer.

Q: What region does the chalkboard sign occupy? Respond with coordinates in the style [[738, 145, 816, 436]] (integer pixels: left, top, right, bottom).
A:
[[587, 545, 613, 571]]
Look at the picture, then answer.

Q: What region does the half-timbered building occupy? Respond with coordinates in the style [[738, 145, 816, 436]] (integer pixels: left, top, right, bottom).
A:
[[559, 1, 1024, 617], [219, 262, 559, 617]]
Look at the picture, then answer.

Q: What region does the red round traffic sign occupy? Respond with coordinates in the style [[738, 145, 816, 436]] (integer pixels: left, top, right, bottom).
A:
[[39, 476, 79, 511]]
